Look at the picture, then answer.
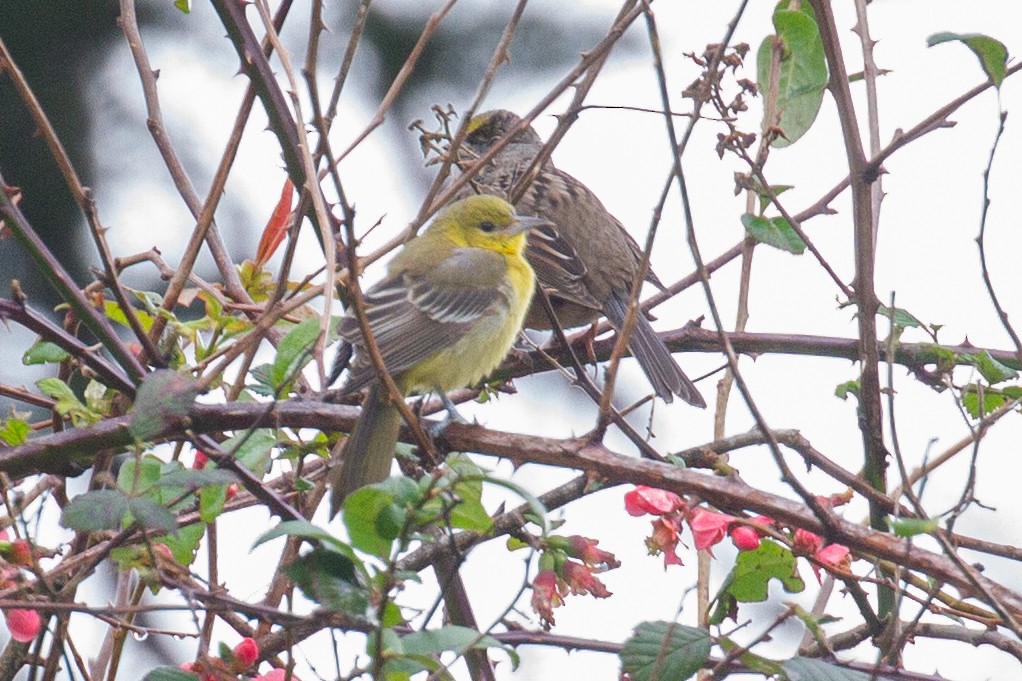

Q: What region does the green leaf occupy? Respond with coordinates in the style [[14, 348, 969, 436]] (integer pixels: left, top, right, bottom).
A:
[[962, 387, 1005, 418], [198, 483, 230, 523], [343, 485, 406, 559], [173, 0, 191, 14], [22, 340, 69, 365], [117, 455, 166, 497], [128, 370, 202, 441], [927, 32, 1009, 87], [158, 523, 204, 565], [722, 539, 804, 603], [757, 6, 828, 147], [143, 667, 200, 681], [128, 497, 178, 533], [400, 625, 519, 668], [961, 350, 1019, 384], [223, 429, 277, 476], [61, 490, 130, 532], [284, 546, 369, 615], [253, 519, 358, 557], [37, 377, 101, 425], [718, 637, 785, 677], [877, 304, 923, 330], [783, 656, 893, 681], [0, 417, 30, 446], [154, 468, 239, 490], [834, 380, 860, 400], [741, 214, 806, 254], [270, 317, 322, 394], [891, 517, 939, 538], [104, 300, 154, 332], [620, 621, 711, 681], [790, 605, 840, 656]]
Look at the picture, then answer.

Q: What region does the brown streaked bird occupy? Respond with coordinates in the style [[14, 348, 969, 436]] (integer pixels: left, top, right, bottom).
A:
[[456, 110, 705, 407]]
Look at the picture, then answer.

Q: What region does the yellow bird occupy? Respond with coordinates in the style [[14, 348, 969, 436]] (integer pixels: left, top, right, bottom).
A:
[[328, 195, 548, 516]]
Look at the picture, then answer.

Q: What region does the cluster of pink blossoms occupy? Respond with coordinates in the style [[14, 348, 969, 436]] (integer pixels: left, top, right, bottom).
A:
[[0, 528, 42, 643], [530, 535, 621, 629], [624, 486, 851, 579]]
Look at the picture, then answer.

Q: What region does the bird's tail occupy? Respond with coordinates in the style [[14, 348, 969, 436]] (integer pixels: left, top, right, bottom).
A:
[[605, 293, 706, 408], [329, 383, 403, 517]]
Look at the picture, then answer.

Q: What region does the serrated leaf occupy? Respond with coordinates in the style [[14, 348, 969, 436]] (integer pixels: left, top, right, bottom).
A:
[[154, 468, 239, 490], [61, 490, 130, 531], [129, 370, 202, 441], [783, 656, 893, 681], [158, 523, 204, 565], [961, 350, 1018, 384], [118, 455, 165, 496], [223, 429, 277, 476], [22, 340, 69, 365], [927, 32, 1008, 87], [37, 377, 101, 425], [962, 388, 1005, 418], [270, 317, 321, 394], [834, 380, 860, 400], [104, 300, 155, 332], [741, 214, 806, 254], [128, 497, 178, 533], [722, 539, 804, 603], [877, 304, 923, 329], [620, 621, 711, 681], [0, 417, 30, 446], [757, 6, 828, 147]]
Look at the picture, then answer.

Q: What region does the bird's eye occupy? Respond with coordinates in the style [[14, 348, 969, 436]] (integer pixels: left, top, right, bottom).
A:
[[479, 220, 496, 233]]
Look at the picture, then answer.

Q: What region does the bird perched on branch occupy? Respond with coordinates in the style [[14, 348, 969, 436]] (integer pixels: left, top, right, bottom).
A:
[[327, 195, 548, 516], [456, 110, 705, 407]]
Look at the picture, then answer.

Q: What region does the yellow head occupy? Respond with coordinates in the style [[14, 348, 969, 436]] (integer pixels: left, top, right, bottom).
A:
[[430, 195, 547, 256], [464, 110, 542, 155]]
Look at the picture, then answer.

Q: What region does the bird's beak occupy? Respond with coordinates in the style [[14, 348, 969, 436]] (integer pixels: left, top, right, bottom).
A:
[[510, 214, 553, 236]]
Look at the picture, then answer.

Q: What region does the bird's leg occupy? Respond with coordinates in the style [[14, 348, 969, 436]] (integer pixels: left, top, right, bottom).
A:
[[426, 390, 470, 442], [581, 321, 600, 365]]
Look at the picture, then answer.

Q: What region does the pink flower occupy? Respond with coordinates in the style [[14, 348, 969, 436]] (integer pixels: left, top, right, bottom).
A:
[[729, 525, 760, 551], [625, 486, 685, 517], [192, 451, 209, 470], [561, 561, 612, 598], [792, 528, 823, 557], [5, 608, 41, 643], [565, 535, 620, 570], [530, 570, 564, 630], [811, 543, 852, 582], [233, 636, 259, 668], [647, 516, 685, 567], [687, 509, 733, 556]]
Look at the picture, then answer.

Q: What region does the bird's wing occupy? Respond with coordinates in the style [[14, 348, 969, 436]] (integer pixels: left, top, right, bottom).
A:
[[525, 221, 602, 310], [338, 248, 509, 392]]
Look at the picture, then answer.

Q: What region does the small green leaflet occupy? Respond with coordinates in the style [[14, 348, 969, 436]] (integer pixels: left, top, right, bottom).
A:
[[927, 32, 1008, 88], [741, 214, 806, 254]]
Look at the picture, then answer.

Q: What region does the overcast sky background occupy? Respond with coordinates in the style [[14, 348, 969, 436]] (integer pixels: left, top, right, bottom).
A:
[[6, 1, 1022, 679]]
